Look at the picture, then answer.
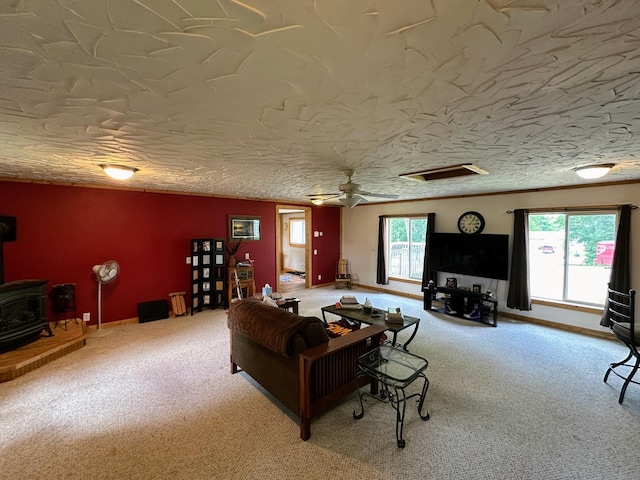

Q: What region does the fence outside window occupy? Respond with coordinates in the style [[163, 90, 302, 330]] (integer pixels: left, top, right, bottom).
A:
[[389, 242, 425, 279]]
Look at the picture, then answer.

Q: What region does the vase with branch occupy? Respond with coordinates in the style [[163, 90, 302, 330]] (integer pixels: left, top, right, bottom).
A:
[[225, 240, 245, 267]]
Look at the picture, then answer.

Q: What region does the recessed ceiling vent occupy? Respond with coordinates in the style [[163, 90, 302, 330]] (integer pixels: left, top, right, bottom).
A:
[[400, 163, 489, 182]]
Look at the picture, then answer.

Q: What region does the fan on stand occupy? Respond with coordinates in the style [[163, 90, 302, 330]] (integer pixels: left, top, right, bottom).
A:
[[89, 260, 120, 338]]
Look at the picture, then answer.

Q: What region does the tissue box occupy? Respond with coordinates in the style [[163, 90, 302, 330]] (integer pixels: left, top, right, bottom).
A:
[[262, 285, 273, 296]]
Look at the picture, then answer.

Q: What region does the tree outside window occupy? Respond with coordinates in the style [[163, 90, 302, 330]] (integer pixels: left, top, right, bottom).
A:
[[388, 217, 427, 280], [528, 211, 616, 306]]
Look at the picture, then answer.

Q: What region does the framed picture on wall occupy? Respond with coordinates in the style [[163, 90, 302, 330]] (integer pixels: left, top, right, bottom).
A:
[[472, 284, 482, 293], [445, 277, 457, 288], [228, 215, 261, 241]]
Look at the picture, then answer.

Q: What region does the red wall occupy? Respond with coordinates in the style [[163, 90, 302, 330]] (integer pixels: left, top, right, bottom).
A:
[[1, 181, 341, 325]]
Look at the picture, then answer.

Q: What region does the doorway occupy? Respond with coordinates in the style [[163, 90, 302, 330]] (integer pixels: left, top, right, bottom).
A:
[[276, 205, 312, 294]]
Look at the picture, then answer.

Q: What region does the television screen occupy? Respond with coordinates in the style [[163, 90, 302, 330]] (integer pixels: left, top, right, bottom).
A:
[[428, 233, 509, 280]]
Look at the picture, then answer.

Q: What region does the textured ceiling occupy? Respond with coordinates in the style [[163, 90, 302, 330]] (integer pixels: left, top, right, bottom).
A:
[[1, 0, 640, 205]]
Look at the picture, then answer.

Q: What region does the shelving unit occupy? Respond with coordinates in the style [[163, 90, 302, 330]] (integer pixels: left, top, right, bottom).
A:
[[190, 238, 226, 314], [227, 266, 256, 305], [424, 286, 498, 327]]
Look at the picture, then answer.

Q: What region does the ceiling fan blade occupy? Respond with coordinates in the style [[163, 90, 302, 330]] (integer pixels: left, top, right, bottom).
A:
[[306, 193, 340, 198], [357, 191, 399, 199]]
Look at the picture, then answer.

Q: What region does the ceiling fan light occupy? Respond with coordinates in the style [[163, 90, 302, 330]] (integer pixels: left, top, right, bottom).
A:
[[100, 164, 138, 180], [339, 196, 362, 208], [310, 198, 324, 205], [574, 163, 614, 179]]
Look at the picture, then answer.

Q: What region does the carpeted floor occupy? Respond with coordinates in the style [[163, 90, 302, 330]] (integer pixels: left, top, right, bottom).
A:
[[1, 286, 638, 479]]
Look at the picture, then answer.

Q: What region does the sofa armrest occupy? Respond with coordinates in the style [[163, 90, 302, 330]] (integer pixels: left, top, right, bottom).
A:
[[300, 324, 387, 361], [297, 324, 387, 440]]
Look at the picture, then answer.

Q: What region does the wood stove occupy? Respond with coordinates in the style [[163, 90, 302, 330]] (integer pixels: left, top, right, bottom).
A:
[[0, 280, 52, 353]]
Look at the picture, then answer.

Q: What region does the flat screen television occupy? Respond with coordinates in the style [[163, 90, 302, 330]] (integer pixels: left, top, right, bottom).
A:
[[428, 233, 509, 280]]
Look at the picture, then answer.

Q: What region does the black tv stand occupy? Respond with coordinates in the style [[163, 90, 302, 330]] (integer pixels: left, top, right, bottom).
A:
[[424, 286, 498, 327]]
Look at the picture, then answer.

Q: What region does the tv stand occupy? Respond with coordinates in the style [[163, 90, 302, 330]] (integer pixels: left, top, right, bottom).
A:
[[423, 286, 498, 327]]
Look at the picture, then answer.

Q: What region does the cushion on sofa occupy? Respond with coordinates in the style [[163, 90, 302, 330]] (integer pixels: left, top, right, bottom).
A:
[[301, 318, 331, 348], [228, 299, 329, 356]]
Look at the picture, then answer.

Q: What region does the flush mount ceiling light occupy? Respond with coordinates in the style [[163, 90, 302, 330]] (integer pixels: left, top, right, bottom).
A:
[[574, 163, 615, 179], [99, 164, 138, 180]]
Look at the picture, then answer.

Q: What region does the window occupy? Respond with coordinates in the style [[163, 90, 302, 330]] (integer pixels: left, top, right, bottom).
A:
[[289, 218, 305, 246], [528, 211, 617, 306], [388, 217, 427, 280]]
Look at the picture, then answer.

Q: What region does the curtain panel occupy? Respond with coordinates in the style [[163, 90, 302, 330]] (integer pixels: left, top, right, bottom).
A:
[[600, 204, 632, 327], [506, 209, 532, 311], [421, 212, 436, 289], [376, 216, 388, 285]]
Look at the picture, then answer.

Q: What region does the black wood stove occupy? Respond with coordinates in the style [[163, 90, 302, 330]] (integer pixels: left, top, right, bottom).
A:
[[0, 280, 53, 353]]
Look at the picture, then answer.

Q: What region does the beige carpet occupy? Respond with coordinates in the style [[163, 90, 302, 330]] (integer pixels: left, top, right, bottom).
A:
[[1, 286, 638, 480]]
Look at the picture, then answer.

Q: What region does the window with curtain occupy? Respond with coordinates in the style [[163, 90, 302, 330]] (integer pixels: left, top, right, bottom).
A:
[[528, 211, 617, 306], [387, 217, 427, 280]]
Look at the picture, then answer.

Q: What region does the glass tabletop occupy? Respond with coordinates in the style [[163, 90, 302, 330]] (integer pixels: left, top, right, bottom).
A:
[[321, 304, 419, 328], [357, 345, 428, 387]]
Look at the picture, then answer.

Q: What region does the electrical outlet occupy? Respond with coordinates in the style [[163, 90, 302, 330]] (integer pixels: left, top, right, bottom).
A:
[[245, 252, 250, 259], [82, 312, 90, 322], [186, 256, 191, 264], [318, 274, 322, 280]]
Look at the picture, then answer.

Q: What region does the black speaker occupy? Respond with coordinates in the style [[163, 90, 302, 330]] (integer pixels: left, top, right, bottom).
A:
[[138, 299, 169, 323], [0, 216, 16, 242]]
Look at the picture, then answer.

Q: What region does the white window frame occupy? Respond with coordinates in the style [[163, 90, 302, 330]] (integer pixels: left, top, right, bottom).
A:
[[289, 218, 305, 246], [387, 216, 427, 281]]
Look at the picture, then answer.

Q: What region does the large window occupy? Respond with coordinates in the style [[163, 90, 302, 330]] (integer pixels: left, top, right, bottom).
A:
[[528, 211, 617, 306], [388, 217, 427, 280]]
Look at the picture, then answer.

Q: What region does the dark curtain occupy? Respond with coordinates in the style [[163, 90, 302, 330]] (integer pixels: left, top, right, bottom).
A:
[[507, 209, 532, 311], [376, 215, 388, 285], [600, 204, 632, 327], [422, 213, 436, 289]]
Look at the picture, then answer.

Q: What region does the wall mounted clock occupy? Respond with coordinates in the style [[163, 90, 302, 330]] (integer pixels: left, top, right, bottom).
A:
[[457, 211, 485, 235]]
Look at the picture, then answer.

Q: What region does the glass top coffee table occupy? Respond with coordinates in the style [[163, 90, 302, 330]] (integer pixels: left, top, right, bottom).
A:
[[321, 304, 420, 350]]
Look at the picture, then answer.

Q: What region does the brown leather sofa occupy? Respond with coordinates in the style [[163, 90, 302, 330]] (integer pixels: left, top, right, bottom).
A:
[[228, 299, 386, 440]]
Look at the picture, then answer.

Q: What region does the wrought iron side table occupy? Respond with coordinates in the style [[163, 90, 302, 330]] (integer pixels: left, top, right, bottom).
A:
[[353, 345, 430, 448]]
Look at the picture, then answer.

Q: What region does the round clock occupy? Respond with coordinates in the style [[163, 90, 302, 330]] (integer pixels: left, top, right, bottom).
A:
[[457, 211, 485, 235]]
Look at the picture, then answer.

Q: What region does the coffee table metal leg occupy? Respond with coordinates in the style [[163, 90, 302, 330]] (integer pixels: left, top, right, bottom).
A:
[[400, 319, 420, 350]]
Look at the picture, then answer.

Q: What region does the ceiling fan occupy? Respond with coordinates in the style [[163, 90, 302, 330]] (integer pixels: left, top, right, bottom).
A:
[[307, 169, 399, 208]]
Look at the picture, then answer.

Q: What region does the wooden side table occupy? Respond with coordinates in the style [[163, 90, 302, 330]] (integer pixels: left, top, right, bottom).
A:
[[227, 266, 256, 305], [276, 298, 300, 314]]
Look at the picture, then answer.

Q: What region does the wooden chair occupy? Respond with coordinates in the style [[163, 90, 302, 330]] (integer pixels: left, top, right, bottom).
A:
[[169, 291, 187, 316], [335, 259, 352, 289], [603, 285, 639, 403]]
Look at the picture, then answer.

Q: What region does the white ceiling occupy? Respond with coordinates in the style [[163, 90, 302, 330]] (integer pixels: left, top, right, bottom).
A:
[[2, 0, 640, 205]]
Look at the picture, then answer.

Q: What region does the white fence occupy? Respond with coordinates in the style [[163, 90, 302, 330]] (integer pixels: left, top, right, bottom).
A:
[[389, 242, 425, 279]]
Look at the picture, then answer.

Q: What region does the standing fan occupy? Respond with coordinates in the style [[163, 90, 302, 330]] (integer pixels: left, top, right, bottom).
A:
[[89, 260, 120, 337]]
